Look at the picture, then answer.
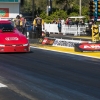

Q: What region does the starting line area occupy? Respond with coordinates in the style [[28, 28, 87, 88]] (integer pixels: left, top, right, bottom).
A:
[[30, 35, 100, 59]]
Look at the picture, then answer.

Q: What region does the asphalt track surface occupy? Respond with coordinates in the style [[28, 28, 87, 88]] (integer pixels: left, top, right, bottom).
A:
[[0, 35, 100, 100], [0, 46, 100, 100], [30, 43, 100, 59]]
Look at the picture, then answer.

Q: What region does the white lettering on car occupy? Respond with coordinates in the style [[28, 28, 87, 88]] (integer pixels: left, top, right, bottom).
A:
[[5, 37, 19, 41]]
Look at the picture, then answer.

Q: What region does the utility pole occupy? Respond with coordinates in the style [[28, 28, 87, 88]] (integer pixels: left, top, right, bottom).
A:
[[47, 0, 52, 16], [79, 0, 81, 16], [32, 0, 34, 20]]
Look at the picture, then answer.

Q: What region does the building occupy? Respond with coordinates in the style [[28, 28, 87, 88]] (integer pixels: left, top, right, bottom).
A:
[[0, 0, 20, 19]]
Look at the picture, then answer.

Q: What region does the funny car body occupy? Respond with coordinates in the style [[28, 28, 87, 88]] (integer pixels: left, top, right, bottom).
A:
[[0, 19, 30, 53]]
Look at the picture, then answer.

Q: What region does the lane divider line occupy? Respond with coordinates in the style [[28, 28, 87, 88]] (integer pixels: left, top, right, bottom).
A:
[[0, 83, 7, 88]]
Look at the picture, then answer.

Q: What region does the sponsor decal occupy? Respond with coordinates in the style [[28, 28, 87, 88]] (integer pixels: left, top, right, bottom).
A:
[[53, 39, 91, 48], [92, 25, 99, 42], [5, 37, 19, 41], [74, 43, 100, 52], [42, 38, 48, 43], [0, 8, 9, 17], [42, 37, 55, 45], [79, 44, 100, 50]]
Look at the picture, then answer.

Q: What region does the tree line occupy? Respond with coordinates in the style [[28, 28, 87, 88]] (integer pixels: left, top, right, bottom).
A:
[[20, 0, 90, 22]]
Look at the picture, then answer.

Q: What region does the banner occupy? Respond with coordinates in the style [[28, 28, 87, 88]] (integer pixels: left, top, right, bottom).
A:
[[92, 25, 99, 42], [53, 39, 91, 48], [42, 37, 55, 45], [0, 8, 9, 17], [74, 43, 100, 52]]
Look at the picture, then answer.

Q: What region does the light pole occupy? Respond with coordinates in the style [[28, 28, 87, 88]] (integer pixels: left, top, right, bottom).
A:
[[47, 0, 52, 16], [79, 0, 81, 16]]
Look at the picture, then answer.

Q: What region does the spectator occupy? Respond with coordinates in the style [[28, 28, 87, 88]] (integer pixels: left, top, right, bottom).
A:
[[20, 14, 26, 34], [14, 15, 20, 31], [33, 14, 45, 38], [88, 19, 93, 36], [61, 18, 65, 25], [74, 18, 79, 28], [65, 17, 69, 25], [78, 19, 84, 26], [52, 18, 57, 24], [68, 18, 73, 27], [57, 18, 62, 34]]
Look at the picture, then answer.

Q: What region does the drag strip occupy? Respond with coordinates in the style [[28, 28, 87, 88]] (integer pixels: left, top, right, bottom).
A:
[[30, 45, 100, 59], [0, 47, 100, 100]]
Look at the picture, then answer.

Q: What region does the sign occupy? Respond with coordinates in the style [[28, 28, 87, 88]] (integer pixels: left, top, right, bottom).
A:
[[74, 43, 100, 52], [42, 37, 55, 45], [0, 8, 9, 17], [53, 39, 91, 48], [92, 24, 99, 42]]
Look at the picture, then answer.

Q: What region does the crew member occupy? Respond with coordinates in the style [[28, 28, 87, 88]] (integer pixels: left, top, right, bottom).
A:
[[14, 15, 20, 31], [20, 14, 26, 34], [33, 14, 45, 38]]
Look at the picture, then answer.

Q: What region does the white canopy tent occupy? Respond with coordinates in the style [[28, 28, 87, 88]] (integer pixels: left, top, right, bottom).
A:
[[68, 16, 86, 19]]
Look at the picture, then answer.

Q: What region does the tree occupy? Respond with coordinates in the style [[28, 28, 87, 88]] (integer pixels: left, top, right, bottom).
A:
[[20, 0, 32, 14], [20, 0, 89, 20]]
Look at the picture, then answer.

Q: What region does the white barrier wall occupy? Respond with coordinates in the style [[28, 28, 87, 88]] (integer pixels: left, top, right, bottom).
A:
[[44, 24, 86, 36], [0, 3, 20, 18]]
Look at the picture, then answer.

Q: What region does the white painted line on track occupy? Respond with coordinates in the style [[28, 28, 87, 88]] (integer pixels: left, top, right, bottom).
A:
[[0, 83, 7, 88], [30, 46, 100, 59]]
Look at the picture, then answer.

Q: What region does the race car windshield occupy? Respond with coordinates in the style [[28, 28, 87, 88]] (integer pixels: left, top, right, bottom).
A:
[[0, 23, 14, 29]]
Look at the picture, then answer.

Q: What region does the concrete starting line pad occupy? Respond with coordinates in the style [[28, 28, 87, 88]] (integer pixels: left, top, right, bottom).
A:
[[30, 44, 100, 59]]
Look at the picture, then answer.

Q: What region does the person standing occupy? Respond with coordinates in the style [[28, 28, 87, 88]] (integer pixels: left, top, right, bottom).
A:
[[75, 19, 79, 29], [33, 14, 45, 38], [20, 14, 26, 34], [88, 19, 93, 36], [65, 17, 69, 25], [61, 18, 65, 25], [14, 15, 20, 31], [57, 18, 62, 34]]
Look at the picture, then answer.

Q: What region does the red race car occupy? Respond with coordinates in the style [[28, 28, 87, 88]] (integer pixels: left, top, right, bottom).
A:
[[0, 19, 30, 53]]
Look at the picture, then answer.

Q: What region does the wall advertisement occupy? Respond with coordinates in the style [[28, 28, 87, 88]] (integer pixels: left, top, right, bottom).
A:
[[52, 39, 91, 48], [0, 8, 9, 17], [74, 43, 100, 52]]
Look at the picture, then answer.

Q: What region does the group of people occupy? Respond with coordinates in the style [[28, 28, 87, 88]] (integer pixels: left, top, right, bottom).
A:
[[51, 17, 85, 34], [14, 14, 86, 37], [65, 18, 85, 26], [14, 14, 45, 38], [54, 17, 97, 36], [51, 18, 64, 34], [14, 14, 26, 34]]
